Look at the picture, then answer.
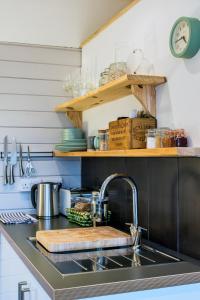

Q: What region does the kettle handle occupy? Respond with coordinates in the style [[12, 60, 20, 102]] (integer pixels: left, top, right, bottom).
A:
[[31, 184, 38, 208], [53, 182, 62, 191]]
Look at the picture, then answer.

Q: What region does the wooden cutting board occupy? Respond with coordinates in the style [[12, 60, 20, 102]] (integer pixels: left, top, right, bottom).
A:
[[36, 226, 132, 252]]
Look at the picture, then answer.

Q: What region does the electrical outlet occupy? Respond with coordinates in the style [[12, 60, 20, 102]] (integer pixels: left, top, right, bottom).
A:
[[18, 176, 62, 192], [19, 178, 32, 192]]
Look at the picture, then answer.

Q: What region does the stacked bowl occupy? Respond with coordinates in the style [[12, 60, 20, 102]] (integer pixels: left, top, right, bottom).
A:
[[55, 128, 87, 152]]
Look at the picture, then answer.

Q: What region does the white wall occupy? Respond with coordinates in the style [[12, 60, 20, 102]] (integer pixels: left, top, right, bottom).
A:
[[82, 0, 200, 147], [0, 0, 131, 47], [0, 42, 81, 212]]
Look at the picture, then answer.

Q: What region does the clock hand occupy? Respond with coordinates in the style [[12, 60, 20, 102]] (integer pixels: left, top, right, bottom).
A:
[[182, 36, 187, 43], [175, 36, 184, 43], [175, 36, 187, 44]]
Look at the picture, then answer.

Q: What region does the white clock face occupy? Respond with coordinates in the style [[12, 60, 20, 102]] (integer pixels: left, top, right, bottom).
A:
[[172, 20, 190, 54]]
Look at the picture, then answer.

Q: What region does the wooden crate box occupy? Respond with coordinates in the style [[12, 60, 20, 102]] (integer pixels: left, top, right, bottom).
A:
[[109, 118, 156, 150]]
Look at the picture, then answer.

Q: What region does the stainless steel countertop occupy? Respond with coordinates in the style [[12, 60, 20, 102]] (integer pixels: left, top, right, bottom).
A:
[[1, 216, 200, 300]]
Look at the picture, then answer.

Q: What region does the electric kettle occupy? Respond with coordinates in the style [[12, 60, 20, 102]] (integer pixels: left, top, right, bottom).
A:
[[31, 182, 61, 218]]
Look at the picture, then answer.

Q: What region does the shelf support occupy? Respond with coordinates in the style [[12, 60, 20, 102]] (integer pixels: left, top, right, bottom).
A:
[[66, 111, 82, 128], [131, 85, 156, 117]]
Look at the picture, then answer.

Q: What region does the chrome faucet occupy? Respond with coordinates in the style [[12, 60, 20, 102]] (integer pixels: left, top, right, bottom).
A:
[[99, 173, 144, 250]]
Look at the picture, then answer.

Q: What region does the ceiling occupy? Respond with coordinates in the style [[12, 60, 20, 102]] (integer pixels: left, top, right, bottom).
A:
[[0, 0, 132, 47]]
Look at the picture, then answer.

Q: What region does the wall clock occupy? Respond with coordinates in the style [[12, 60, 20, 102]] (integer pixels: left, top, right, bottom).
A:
[[169, 16, 200, 58]]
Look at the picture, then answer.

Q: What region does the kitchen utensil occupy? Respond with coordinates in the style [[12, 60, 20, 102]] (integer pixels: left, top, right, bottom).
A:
[[3, 136, 8, 185], [19, 144, 24, 177], [31, 182, 61, 218], [36, 226, 132, 252], [25, 146, 35, 177], [9, 137, 17, 185]]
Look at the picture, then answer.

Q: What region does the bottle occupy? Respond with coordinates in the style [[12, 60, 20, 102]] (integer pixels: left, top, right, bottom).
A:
[[91, 191, 100, 227], [146, 129, 156, 148]]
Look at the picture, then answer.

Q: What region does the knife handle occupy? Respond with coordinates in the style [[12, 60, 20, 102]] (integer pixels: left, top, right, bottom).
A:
[[3, 165, 8, 185], [19, 159, 24, 177], [9, 165, 15, 185]]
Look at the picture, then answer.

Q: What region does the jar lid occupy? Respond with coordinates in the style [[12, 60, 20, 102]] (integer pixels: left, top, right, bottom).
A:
[[147, 128, 156, 133]]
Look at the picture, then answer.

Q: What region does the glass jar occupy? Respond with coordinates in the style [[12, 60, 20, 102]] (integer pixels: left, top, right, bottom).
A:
[[169, 130, 176, 147], [155, 129, 162, 148], [160, 130, 171, 147], [99, 68, 110, 86], [175, 129, 188, 147], [146, 129, 156, 148], [98, 129, 109, 151], [108, 62, 127, 81]]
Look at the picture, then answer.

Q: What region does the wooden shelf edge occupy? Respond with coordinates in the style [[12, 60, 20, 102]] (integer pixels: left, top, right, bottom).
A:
[[55, 74, 167, 113], [54, 148, 200, 158], [80, 0, 141, 48]]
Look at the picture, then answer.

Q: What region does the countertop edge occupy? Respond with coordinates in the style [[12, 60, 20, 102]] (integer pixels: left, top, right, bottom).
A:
[[55, 271, 200, 300]]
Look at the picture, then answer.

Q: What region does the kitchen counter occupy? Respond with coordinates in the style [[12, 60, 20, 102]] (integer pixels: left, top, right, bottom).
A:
[[1, 216, 200, 300]]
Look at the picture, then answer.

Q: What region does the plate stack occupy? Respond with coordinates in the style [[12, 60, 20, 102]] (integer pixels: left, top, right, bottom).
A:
[[55, 128, 87, 152]]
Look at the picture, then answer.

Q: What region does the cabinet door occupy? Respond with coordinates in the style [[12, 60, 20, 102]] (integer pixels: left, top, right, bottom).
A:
[[0, 291, 17, 300], [0, 233, 51, 300]]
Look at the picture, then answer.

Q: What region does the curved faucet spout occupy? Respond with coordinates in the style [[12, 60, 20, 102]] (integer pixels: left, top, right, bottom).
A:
[[99, 173, 138, 229]]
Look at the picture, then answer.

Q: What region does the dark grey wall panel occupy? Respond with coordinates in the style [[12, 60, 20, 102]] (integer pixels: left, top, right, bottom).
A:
[[82, 158, 134, 232], [179, 158, 200, 259], [148, 158, 178, 250], [82, 157, 200, 257], [82, 157, 178, 249]]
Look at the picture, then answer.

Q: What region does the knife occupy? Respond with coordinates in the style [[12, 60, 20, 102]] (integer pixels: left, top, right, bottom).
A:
[[19, 144, 24, 177], [3, 136, 8, 185], [9, 138, 17, 185]]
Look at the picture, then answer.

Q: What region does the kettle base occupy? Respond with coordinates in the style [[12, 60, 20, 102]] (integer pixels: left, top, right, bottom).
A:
[[37, 214, 59, 219]]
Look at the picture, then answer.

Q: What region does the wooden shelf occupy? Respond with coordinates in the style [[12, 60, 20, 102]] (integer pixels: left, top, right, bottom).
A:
[[55, 74, 166, 113], [55, 74, 166, 127], [54, 148, 200, 158]]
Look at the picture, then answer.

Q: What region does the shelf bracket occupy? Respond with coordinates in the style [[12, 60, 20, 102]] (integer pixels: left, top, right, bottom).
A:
[[131, 84, 156, 117], [66, 111, 82, 128]]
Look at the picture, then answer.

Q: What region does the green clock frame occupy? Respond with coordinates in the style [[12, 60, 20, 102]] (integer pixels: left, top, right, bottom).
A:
[[169, 16, 200, 58]]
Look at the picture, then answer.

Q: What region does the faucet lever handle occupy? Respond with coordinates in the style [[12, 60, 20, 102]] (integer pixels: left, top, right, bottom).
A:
[[125, 223, 147, 231], [138, 226, 148, 232], [125, 223, 148, 234]]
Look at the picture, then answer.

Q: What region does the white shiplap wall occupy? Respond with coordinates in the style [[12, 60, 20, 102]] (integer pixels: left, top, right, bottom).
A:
[[0, 42, 81, 212]]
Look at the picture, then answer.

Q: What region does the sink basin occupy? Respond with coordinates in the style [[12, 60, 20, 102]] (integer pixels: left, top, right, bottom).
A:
[[28, 237, 181, 276]]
